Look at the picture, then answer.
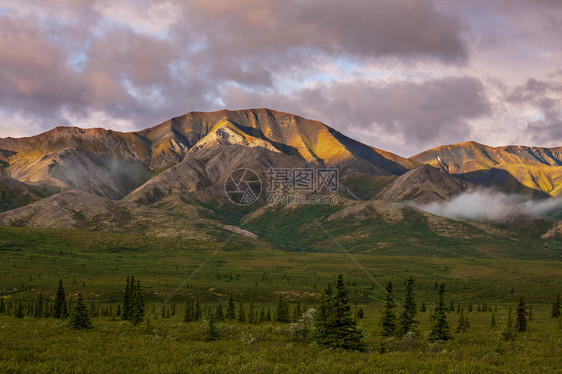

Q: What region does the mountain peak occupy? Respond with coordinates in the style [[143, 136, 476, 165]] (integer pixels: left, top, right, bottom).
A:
[[412, 141, 562, 196]]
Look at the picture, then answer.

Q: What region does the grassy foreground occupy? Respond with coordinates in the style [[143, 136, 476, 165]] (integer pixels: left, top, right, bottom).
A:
[[1, 305, 561, 373], [1, 227, 561, 372]]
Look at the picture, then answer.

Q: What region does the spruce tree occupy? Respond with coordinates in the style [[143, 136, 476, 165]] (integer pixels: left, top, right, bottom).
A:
[[0, 297, 4, 314], [215, 303, 224, 321], [131, 280, 145, 326], [122, 276, 131, 321], [314, 275, 365, 351], [70, 294, 92, 330], [204, 314, 220, 341], [491, 312, 496, 327], [455, 307, 469, 333], [194, 294, 201, 321], [314, 282, 334, 345], [184, 295, 193, 322], [292, 301, 301, 322], [274, 295, 290, 323], [380, 281, 396, 337], [499, 306, 516, 342], [332, 274, 365, 351], [248, 300, 255, 324], [226, 294, 236, 320], [428, 283, 452, 342], [238, 300, 246, 323], [54, 279, 67, 319], [33, 294, 43, 318], [259, 306, 266, 323], [421, 301, 426, 312], [266, 307, 271, 322], [515, 296, 527, 332], [551, 294, 560, 318], [506, 306, 513, 329], [14, 302, 24, 319], [356, 308, 364, 319], [397, 276, 418, 336]]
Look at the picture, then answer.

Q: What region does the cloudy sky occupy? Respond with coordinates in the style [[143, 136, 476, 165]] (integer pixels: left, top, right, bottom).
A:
[[0, 0, 561, 156]]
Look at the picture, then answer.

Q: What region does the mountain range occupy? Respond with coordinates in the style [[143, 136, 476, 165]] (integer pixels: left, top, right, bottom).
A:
[[1, 108, 561, 256]]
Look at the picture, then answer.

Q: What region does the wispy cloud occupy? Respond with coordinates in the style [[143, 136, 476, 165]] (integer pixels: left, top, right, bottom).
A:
[[415, 189, 562, 222]]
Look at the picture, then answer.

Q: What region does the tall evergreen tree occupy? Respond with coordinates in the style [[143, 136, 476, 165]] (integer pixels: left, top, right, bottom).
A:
[[332, 274, 365, 351], [122, 276, 131, 321], [14, 302, 24, 319], [455, 306, 470, 333], [0, 297, 4, 314], [491, 312, 496, 327], [506, 306, 513, 330], [130, 280, 145, 326], [54, 279, 67, 319], [204, 313, 220, 341], [70, 294, 92, 330], [194, 294, 201, 321], [421, 301, 426, 312], [184, 295, 193, 322], [238, 299, 246, 323], [551, 294, 560, 318], [226, 294, 236, 320], [314, 282, 334, 345], [397, 276, 418, 336], [516, 296, 527, 332], [33, 293, 43, 318], [292, 301, 301, 322], [314, 275, 365, 351], [380, 281, 396, 337], [274, 295, 290, 323], [248, 300, 255, 324], [428, 283, 452, 342], [215, 303, 224, 321]]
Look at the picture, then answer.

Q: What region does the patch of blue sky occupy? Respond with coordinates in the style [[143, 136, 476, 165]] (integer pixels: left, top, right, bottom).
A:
[[69, 50, 89, 73], [121, 78, 164, 105], [274, 56, 406, 95]]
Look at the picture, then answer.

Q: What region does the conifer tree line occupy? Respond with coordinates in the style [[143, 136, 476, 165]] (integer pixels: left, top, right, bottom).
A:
[[1, 275, 560, 347]]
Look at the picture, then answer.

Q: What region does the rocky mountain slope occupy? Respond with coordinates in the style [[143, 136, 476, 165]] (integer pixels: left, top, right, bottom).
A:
[[412, 141, 562, 196], [376, 165, 473, 204], [0, 109, 561, 253], [0, 109, 420, 207]]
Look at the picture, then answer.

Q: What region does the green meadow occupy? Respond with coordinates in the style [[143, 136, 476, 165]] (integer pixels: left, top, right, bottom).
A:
[[0, 227, 561, 373]]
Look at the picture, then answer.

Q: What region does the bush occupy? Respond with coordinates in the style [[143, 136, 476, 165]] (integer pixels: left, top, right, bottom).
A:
[[289, 308, 315, 342]]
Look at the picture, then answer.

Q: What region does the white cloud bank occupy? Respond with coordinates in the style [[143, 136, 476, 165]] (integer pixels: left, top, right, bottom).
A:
[[416, 190, 562, 222]]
